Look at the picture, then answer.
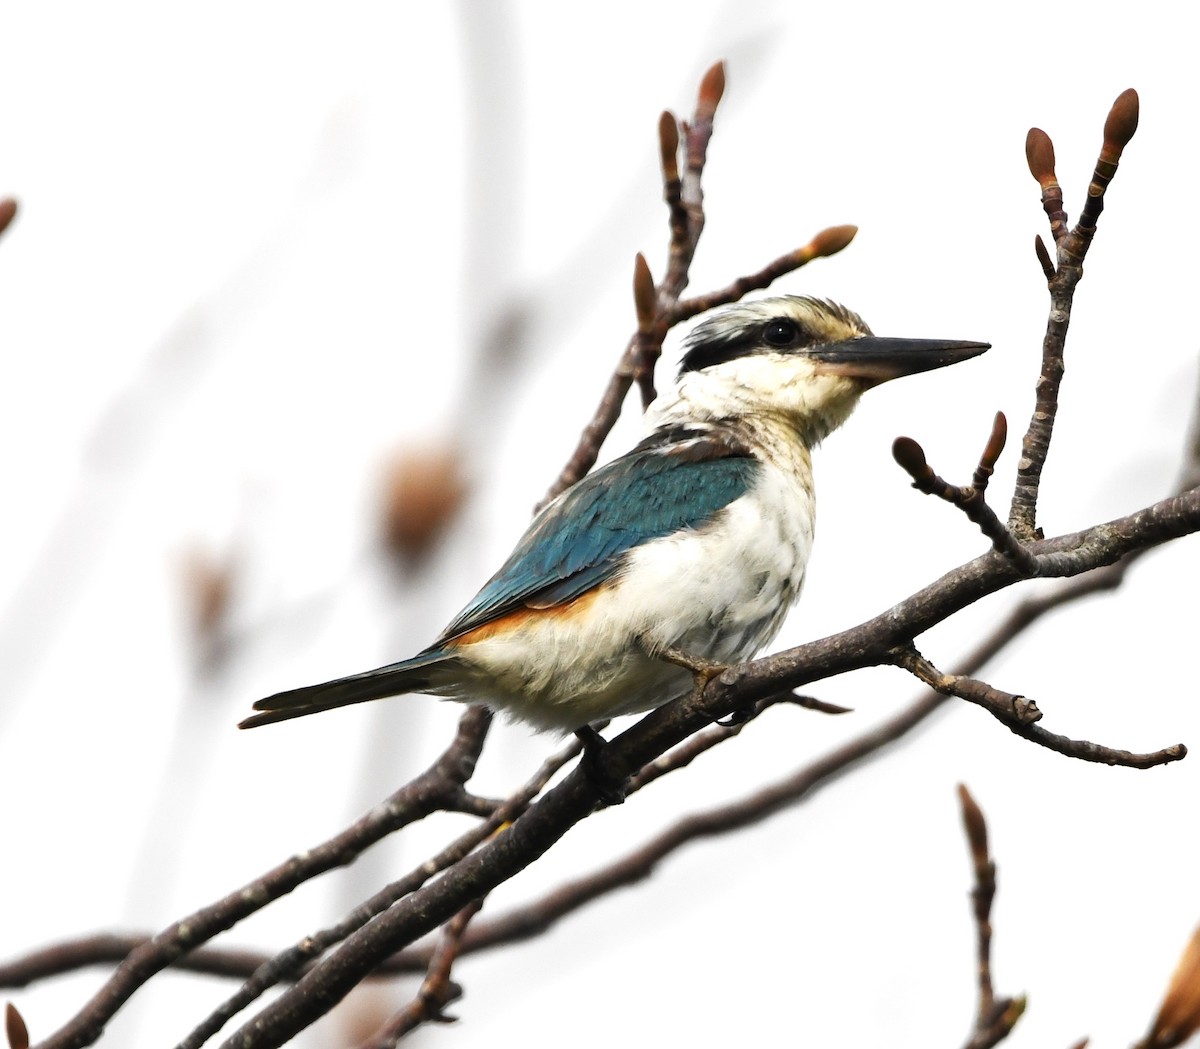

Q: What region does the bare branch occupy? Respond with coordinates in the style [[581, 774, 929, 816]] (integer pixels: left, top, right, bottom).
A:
[[1010, 91, 1141, 538], [957, 785, 1025, 1049], [539, 64, 728, 505], [13, 474, 1199, 1049], [538, 63, 853, 509], [895, 647, 1183, 769], [894, 412, 1039, 575], [27, 709, 491, 1049], [672, 225, 858, 322], [353, 900, 483, 1048], [385, 689, 955, 973], [174, 731, 576, 1049]]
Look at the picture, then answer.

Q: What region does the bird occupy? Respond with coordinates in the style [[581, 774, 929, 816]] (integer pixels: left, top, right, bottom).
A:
[[241, 296, 987, 737]]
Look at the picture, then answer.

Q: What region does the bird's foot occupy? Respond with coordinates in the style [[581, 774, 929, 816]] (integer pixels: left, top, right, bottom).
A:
[[652, 645, 729, 685], [574, 725, 627, 807], [652, 644, 742, 724]]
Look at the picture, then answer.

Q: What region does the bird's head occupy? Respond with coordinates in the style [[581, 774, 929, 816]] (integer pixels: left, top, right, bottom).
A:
[[656, 296, 989, 445]]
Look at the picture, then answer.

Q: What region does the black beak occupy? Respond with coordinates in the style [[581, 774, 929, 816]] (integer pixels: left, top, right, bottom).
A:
[[809, 336, 990, 386]]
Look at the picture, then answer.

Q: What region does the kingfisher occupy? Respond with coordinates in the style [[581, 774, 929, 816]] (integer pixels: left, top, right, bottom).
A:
[[241, 296, 987, 736]]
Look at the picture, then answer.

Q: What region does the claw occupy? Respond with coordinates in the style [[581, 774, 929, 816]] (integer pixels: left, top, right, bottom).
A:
[[574, 725, 627, 806], [715, 704, 757, 727]]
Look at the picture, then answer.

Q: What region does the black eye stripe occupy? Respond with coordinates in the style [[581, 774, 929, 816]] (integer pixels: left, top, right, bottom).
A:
[[678, 336, 757, 373], [679, 310, 823, 373], [677, 298, 871, 376]]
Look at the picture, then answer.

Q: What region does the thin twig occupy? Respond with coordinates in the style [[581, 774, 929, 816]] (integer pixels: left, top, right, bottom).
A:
[[894, 647, 1183, 769], [174, 733, 577, 1049], [1009, 90, 1140, 538], [539, 64, 857, 508], [353, 900, 484, 1048], [540, 63, 726, 505], [894, 412, 1039, 575], [672, 225, 858, 323], [957, 785, 1025, 1049], [25, 708, 491, 1049]]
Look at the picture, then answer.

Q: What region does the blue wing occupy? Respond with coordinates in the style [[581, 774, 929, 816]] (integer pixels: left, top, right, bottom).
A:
[[436, 431, 759, 643]]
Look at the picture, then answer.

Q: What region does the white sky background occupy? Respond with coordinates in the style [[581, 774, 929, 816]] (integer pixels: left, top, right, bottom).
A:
[[1, 2, 1198, 1047]]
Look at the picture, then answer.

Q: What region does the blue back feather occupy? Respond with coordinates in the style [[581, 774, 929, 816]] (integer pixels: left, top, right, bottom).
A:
[[437, 437, 758, 643]]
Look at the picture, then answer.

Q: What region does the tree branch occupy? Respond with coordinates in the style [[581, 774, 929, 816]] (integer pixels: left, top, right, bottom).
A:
[[957, 786, 1024, 1049], [1009, 89, 1140, 538], [893, 647, 1184, 769], [352, 900, 483, 1048]]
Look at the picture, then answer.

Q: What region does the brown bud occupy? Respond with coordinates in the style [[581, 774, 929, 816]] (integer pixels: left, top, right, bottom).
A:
[[1034, 234, 1055, 280], [1025, 128, 1057, 188], [892, 436, 929, 480], [1102, 87, 1140, 163], [633, 253, 657, 329], [1142, 925, 1200, 1049], [658, 111, 680, 182], [809, 224, 858, 260], [696, 61, 726, 121], [380, 445, 468, 566], [982, 411, 1007, 471], [956, 784, 989, 869], [182, 546, 235, 641], [6, 1003, 29, 1049], [0, 199, 16, 239]]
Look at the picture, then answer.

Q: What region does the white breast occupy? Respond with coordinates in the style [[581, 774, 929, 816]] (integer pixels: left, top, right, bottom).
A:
[[448, 444, 816, 732], [618, 457, 815, 661]]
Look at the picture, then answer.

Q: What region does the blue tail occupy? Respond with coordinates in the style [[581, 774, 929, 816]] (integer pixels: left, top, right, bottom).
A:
[[239, 649, 460, 729]]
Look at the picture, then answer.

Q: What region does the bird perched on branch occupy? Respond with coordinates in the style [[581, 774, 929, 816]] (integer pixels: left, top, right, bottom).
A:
[[241, 296, 986, 736]]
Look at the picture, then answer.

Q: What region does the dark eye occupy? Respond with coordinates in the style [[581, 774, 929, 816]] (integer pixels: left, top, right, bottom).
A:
[[762, 319, 799, 347]]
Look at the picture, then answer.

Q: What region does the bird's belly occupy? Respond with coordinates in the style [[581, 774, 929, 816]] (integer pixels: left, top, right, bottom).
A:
[[448, 478, 814, 733]]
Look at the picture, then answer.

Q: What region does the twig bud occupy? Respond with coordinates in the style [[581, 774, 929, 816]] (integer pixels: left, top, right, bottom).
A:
[[892, 436, 930, 481], [983, 412, 1007, 471], [971, 411, 1007, 492], [808, 224, 858, 260], [633, 253, 657, 329], [1102, 88, 1140, 163], [1034, 235, 1055, 280], [696, 61, 726, 121], [956, 784, 990, 869], [658, 111, 679, 183], [380, 445, 468, 567], [5, 1003, 29, 1049], [1025, 128, 1057, 188], [181, 546, 235, 641], [0, 199, 16, 238], [1140, 924, 1200, 1049]]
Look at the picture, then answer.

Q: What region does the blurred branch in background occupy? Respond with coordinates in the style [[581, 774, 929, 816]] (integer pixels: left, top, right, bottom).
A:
[[0, 119, 362, 728]]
